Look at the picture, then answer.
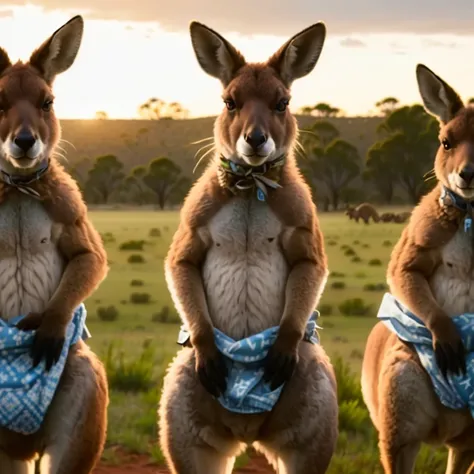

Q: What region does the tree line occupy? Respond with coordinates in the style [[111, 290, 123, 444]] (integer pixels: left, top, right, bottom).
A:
[[70, 155, 191, 209]]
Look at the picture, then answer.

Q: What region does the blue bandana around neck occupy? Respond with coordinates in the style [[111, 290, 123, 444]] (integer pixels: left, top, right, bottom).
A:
[[378, 293, 474, 414], [0, 304, 90, 435], [177, 311, 321, 414]]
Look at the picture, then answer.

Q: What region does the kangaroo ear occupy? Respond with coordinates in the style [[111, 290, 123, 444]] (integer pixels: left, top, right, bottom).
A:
[[416, 64, 464, 124], [29, 15, 84, 84], [0, 48, 11, 76], [268, 22, 326, 87], [189, 21, 246, 86]]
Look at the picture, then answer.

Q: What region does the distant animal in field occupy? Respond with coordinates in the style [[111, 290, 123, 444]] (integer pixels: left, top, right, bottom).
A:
[[346, 203, 380, 224], [393, 211, 411, 223], [379, 212, 395, 222]]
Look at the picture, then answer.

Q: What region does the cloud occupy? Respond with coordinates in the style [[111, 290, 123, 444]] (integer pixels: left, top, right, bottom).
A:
[[340, 37, 366, 48], [6, 0, 474, 36], [421, 38, 459, 48]]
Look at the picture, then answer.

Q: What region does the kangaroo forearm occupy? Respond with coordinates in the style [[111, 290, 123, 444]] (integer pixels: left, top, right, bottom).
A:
[[279, 261, 327, 346], [390, 269, 447, 330], [167, 262, 215, 348], [47, 252, 108, 326]]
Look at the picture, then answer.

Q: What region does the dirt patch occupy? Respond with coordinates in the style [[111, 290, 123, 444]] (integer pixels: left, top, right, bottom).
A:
[[93, 450, 273, 474]]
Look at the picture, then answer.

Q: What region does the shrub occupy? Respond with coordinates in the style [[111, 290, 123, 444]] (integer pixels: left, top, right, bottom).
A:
[[368, 258, 382, 266], [353, 240, 360, 245], [120, 240, 146, 251], [318, 303, 333, 316], [339, 298, 372, 317], [152, 306, 181, 324], [383, 240, 393, 247], [149, 228, 162, 238], [344, 248, 356, 257], [332, 335, 349, 343], [340, 244, 350, 250], [100, 232, 116, 244], [363, 283, 388, 292], [130, 279, 144, 287], [327, 240, 337, 246], [355, 271, 367, 279], [331, 281, 346, 290], [350, 349, 364, 360], [97, 305, 119, 322], [333, 356, 364, 405], [130, 292, 151, 304], [104, 341, 155, 392], [362, 243, 370, 249], [330, 272, 346, 278], [128, 254, 145, 264], [351, 256, 362, 263]]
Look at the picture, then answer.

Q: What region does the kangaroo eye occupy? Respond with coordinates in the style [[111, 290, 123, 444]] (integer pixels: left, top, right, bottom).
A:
[[224, 99, 236, 111], [42, 99, 53, 112], [442, 138, 452, 150], [275, 98, 289, 113]]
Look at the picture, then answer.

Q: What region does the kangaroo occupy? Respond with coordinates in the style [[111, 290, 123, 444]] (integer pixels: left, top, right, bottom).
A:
[[346, 202, 380, 224], [380, 212, 396, 223], [393, 211, 411, 224], [362, 64, 474, 474], [0, 16, 108, 473], [159, 21, 338, 474]]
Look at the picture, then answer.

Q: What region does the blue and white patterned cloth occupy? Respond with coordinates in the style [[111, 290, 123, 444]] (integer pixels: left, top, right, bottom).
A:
[[178, 311, 321, 414], [0, 304, 90, 435], [378, 293, 474, 413]]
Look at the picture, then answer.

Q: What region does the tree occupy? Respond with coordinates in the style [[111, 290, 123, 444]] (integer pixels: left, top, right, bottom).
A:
[[312, 102, 341, 117], [162, 102, 190, 119], [85, 154, 125, 203], [69, 156, 93, 191], [364, 144, 397, 203], [375, 97, 399, 116], [138, 97, 166, 119], [143, 157, 186, 209], [369, 105, 438, 204], [303, 123, 361, 210], [468, 97, 474, 105], [95, 110, 109, 120]]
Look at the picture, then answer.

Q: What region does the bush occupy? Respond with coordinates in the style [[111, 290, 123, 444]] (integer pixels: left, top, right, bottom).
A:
[[103, 341, 155, 392], [331, 281, 346, 290], [353, 240, 360, 245], [383, 240, 392, 247], [128, 254, 146, 264], [362, 243, 370, 249], [97, 305, 119, 322], [355, 272, 367, 279], [100, 232, 116, 244], [368, 258, 382, 266], [327, 240, 337, 246], [351, 256, 362, 263], [318, 303, 333, 316], [333, 356, 364, 405], [339, 298, 372, 317], [120, 240, 146, 251], [130, 292, 151, 304], [363, 283, 388, 292], [130, 279, 144, 287], [330, 272, 346, 278], [152, 305, 181, 324], [344, 248, 356, 257], [149, 228, 162, 238]]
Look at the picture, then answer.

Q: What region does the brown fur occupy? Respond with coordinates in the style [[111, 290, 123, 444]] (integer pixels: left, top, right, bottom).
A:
[[362, 64, 474, 473], [160, 21, 337, 474], [346, 202, 380, 224], [0, 16, 108, 473], [393, 211, 411, 224], [380, 212, 396, 222]]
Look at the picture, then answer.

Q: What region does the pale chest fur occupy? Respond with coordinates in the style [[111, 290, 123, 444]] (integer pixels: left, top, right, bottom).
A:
[[429, 225, 474, 316], [0, 194, 64, 321], [201, 197, 288, 340]]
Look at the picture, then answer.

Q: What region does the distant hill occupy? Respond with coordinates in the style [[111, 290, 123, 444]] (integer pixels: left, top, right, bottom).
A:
[[59, 115, 383, 177]]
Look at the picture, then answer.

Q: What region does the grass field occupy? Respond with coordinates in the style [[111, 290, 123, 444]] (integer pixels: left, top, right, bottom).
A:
[[85, 208, 449, 473]]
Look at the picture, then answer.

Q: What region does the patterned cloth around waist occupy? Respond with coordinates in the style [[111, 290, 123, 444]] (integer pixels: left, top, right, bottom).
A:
[[177, 311, 320, 414], [378, 293, 474, 413], [0, 304, 90, 435]]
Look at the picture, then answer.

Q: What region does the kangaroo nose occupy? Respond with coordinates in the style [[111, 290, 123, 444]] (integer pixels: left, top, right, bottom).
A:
[[14, 132, 36, 153], [459, 166, 474, 186], [244, 128, 267, 152]]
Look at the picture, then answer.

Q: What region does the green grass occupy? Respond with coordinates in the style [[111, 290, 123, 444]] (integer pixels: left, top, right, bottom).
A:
[[83, 208, 448, 471]]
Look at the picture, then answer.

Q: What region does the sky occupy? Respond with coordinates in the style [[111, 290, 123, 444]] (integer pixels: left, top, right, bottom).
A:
[[1, 1, 474, 119]]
